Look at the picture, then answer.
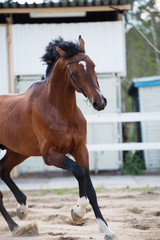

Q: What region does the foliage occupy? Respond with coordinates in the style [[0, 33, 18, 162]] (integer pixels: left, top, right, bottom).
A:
[[123, 151, 145, 175], [122, 0, 160, 111], [126, 0, 160, 82]]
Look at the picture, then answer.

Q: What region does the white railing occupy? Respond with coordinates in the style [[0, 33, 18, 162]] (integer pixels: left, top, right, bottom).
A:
[[87, 142, 160, 151], [86, 112, 160, 151], [86, 112, 160, 123]]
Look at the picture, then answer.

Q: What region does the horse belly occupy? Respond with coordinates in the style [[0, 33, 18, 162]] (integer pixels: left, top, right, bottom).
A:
[[0, 127, 40, 156]]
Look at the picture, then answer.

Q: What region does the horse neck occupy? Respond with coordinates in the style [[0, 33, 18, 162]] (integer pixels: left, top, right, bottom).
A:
[[47, 61, 76, 121]]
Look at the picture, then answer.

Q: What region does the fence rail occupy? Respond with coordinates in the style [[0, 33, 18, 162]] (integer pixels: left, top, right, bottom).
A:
[[86, 111, 160, 123], [86, 112, 160, 152], [87, 142, 160, 152]]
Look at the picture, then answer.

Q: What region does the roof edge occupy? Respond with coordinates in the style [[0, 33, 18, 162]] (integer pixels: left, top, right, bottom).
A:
[[0, 2, 131, 14], [133, 75, 160, 83]]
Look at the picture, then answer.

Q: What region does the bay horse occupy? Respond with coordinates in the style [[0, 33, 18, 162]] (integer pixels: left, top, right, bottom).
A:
[[0, 36, 117, 240]]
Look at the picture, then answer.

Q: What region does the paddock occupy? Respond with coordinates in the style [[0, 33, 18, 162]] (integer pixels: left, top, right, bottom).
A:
[[0, 186, 160, 240], [0, 2, 159, 239]]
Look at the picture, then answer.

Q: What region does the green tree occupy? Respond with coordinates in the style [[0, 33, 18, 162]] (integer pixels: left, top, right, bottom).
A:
[[122, 0, 160, 114], [126, 0, 160, 82]]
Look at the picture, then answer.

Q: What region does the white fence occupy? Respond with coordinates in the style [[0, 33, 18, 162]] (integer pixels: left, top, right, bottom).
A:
[[86, 112, 160, 123], [86, 112, 160, 151]]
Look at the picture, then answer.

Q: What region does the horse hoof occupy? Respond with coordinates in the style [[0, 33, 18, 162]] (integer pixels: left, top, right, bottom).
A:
[[71, 209, 83, 222], [104, 236, 112, 240], [71, 197, 89, 222], [12, 225, 19, 234], [104, 233, 119, 240], [16, 204, 28, 220]]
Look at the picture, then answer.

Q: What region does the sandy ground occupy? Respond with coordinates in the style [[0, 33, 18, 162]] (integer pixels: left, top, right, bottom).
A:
[[0, 187, 160, 240]]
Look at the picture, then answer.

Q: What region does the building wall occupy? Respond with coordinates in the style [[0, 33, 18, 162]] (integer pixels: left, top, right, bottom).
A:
[[139, 85, 160, 170], [0, 26, 8, 94], [12, 21, 126, 76]]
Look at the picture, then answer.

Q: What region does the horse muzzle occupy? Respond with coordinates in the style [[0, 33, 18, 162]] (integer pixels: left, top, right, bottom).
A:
[[93, 96, 107, 111]]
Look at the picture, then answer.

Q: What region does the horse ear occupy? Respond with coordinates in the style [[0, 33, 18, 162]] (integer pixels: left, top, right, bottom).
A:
[[56, 46, 65, 57], [79, 35, 85, 52]]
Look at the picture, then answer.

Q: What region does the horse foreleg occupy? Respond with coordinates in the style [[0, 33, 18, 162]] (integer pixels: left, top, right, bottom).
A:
[[0, 150, 28, 220], [43, 150, 89, 222], [85, 170, 118, 240], [73, 144, 118, 240], [0, 190, 19, 232]]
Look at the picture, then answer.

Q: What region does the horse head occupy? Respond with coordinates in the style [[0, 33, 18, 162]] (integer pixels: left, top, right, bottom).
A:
[[56, 36, 107, 111]]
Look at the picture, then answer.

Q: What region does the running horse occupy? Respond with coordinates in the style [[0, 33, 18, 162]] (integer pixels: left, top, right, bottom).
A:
[[0, 36, 117, 240]]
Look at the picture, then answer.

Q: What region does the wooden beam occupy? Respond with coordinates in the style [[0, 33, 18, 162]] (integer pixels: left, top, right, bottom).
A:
[[118, 12, 123, 21], [0, 5, 131, 14], [5, 19, 17, 177], [6, 15, 15, 93], [0, 23, 7, 27]]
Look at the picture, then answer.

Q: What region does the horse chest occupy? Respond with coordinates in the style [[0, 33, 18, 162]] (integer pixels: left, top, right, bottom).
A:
[[50, 122, 84, 153]]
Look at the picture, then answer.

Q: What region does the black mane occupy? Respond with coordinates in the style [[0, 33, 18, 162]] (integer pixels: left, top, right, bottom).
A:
[[41, 37, 84, 76]]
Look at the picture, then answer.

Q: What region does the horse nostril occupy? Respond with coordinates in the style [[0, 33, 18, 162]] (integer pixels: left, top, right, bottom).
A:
[[103, 97, 107, 106], [93, 101, 98, 110]]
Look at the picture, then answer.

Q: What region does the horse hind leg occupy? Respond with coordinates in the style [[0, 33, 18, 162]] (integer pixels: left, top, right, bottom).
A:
[[0, 190, 19, 232], [0, 149, 28, 220]]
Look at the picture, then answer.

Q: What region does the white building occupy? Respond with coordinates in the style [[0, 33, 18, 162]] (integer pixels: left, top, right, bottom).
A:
[[132, 76, 160, 171]]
